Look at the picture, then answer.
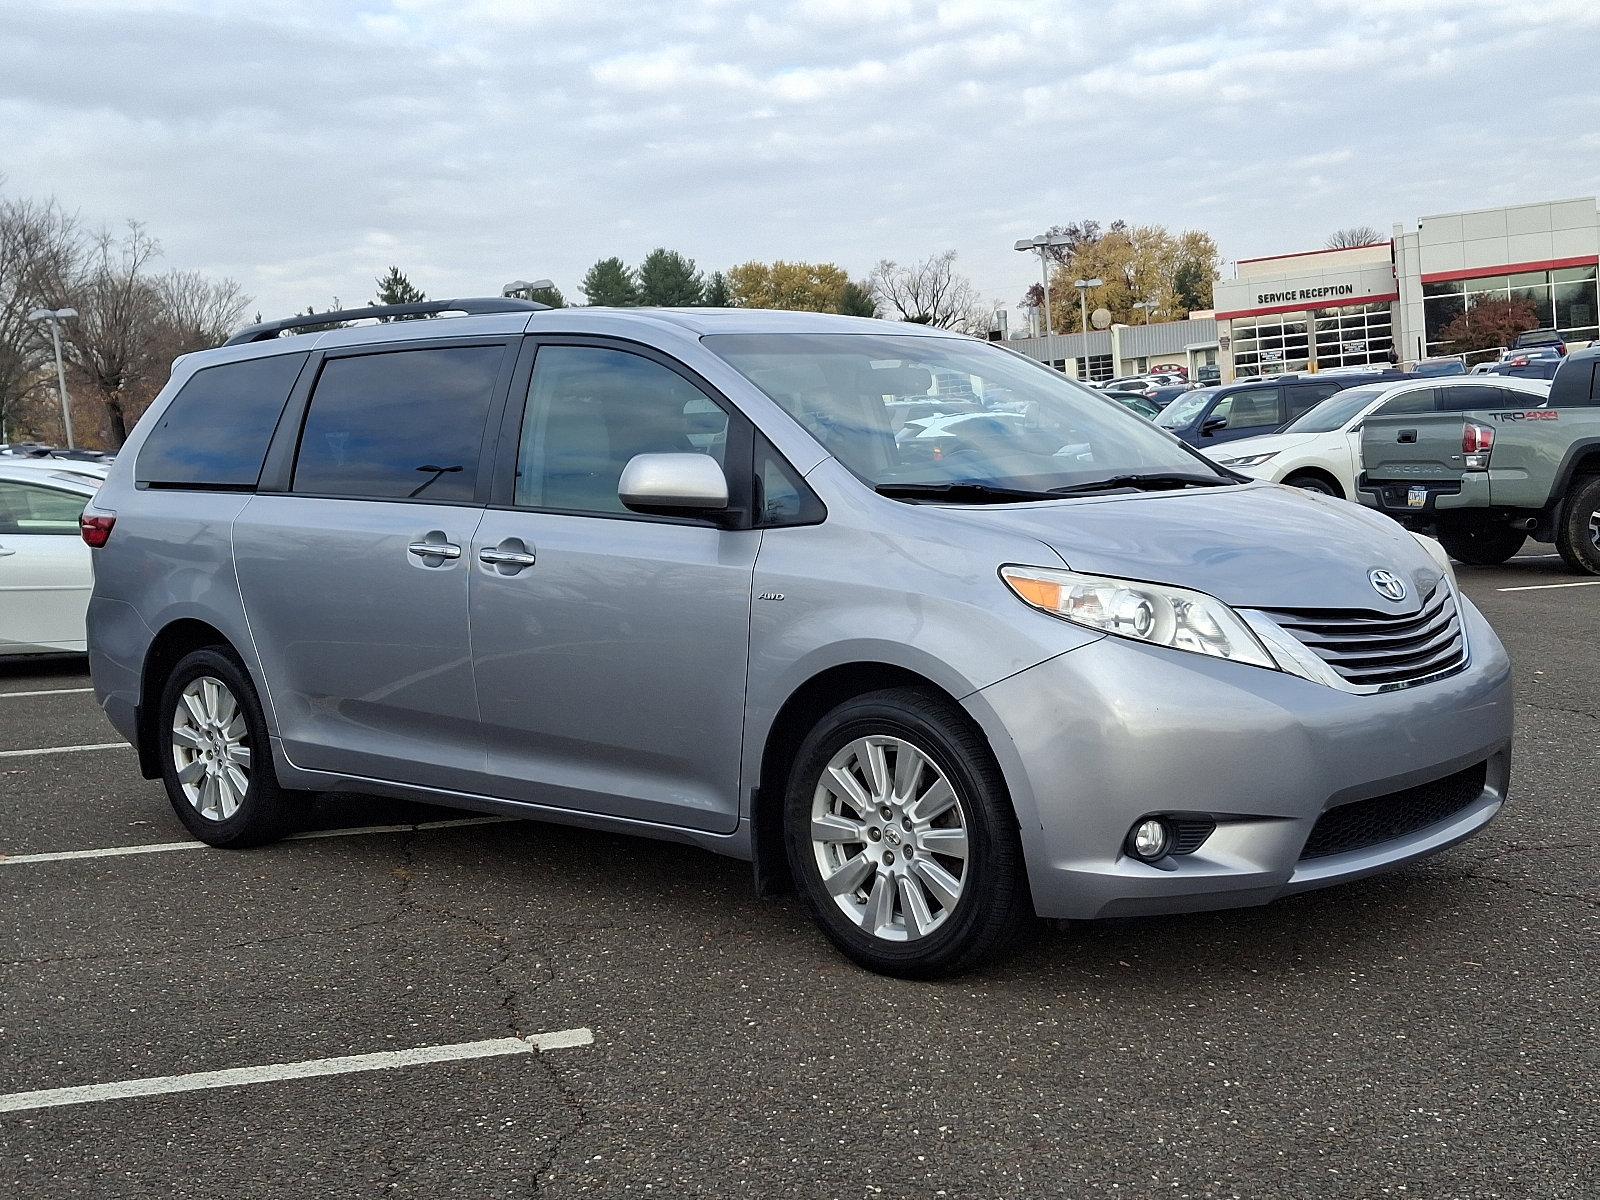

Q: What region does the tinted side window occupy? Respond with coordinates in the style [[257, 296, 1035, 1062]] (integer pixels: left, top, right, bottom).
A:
[[514, 346, 729, 515], [1288, 383, 1341, 417], [137, 353, 307, 488], [1375, 388, 1437, 415], [1223, 387, 1282, 429], [1437, 384, 1509, 412], [292, 346, 503, 502], [0, 480, 88, 535]]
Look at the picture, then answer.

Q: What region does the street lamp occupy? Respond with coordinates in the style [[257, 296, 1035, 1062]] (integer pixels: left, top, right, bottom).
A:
[[26, 307, 77, 450], [1013, 234, 1072, 337], [501, 278, 555, 300], [1072, 280, 1103, 378], [1133, 300, 1156, 324]]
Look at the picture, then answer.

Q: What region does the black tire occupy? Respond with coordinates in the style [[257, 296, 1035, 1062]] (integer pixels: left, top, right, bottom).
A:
[[1435, 519, 1527, 566], [782, 687, 1031, 978], [1283, 472, 1340, 497], [157, 647, 297, 847], [1553, 475, 1600, 575]]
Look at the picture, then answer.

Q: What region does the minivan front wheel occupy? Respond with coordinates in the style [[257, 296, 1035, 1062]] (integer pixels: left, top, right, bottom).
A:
[[783, 688, 1030, 977], [158, 648, 295, 847]]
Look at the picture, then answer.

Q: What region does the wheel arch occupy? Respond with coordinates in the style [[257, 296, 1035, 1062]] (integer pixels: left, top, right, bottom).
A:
[[1550, 438, 1600, 501], [1281, 465, 1345, 498], [749, 661, 1013, 896], [135, 618, 245, 780]]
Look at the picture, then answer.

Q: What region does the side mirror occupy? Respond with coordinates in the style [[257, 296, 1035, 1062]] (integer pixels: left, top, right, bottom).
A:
[[1201, 415, 1228, 434], [618, 453, 729, 518]]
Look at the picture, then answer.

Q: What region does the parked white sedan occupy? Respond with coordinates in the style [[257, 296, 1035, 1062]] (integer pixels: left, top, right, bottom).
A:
[[0, 460, 105, 655], [1209, 376, 1551, 500]]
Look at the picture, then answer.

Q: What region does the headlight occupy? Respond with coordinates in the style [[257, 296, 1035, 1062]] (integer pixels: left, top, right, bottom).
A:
[[1215, 451, 1278, 468], [1000, 566, 1275, 669]]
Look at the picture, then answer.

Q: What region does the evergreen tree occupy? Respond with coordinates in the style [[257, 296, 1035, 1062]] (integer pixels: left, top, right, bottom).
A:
[[703, 270, 732, 307], [372, 267, 426, 317], [293, 299, 348, 335], [580, 257, 639, 306], [637, 248, 704, 306], [837, 280, 878, 317]]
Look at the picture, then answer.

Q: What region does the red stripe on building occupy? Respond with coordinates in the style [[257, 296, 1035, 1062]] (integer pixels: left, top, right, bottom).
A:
[[1236, 242, 1391, 266], [1420, 254, 1598, 284], [1215, 292, 1399, 321]]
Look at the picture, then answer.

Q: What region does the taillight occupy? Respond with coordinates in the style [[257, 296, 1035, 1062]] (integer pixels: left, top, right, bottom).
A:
[[80, 513, 115, 548], [1462, 422, 1494, 469]]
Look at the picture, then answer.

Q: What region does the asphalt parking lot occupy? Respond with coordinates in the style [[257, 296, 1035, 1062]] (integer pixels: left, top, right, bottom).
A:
[[1, 551, 1595, 1199]]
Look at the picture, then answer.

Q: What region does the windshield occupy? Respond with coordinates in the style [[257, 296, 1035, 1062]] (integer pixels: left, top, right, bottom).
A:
[[705, 333, 1226, 496], [1279, 384, 1391, 433], [1154, 388, 1219, 428]]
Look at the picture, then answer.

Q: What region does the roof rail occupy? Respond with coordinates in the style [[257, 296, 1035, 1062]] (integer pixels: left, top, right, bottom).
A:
[[222, 297, 550, 347]]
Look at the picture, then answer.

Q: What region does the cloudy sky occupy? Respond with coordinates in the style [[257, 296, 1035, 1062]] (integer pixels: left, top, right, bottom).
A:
[[3, 0, 1598, 322]]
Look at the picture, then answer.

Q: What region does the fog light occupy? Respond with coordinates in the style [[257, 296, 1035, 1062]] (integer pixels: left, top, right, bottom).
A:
[[1128, 818, 1173, 861]]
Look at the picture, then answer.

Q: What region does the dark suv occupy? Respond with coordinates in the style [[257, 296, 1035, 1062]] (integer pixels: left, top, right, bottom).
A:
[[1154, 376, 1357, 447]]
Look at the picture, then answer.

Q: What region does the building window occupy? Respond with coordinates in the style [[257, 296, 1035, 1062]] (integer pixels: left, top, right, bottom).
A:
[[1425, 265, 1599, 354], [1084, 353, 1114, 382], [1230, 314, 1310, 377], [1312, 303, 1395, 369]]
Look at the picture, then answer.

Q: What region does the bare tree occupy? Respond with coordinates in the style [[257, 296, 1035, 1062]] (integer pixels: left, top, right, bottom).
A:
[[1326, 226, 1384, 250], [0, 190, 80, 441], [869, 250, 986, 332], [153, 270, 250, 355], [58, 222, 165, 446]]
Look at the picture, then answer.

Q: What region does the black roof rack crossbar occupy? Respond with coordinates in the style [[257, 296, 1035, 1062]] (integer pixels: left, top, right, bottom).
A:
[[222, 297, 550, 346]]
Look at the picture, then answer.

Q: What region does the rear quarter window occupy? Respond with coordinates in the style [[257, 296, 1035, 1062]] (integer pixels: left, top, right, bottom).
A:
[[136, 353, 308, 488]]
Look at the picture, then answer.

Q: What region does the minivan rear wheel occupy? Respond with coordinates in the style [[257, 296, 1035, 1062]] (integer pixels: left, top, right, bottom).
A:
[[158, 648, 296, 847], [782, 688, 1030, 977]]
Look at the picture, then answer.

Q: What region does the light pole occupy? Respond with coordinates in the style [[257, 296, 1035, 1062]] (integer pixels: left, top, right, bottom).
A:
[[1133, 300, 1156, 324], [1073, 279, 1103, 378], [27, 307, 77, 450], [1013, 234, 1071, 337]]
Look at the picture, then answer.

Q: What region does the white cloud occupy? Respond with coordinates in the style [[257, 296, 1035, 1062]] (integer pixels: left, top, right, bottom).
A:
[[0, 0, 1594, 319]]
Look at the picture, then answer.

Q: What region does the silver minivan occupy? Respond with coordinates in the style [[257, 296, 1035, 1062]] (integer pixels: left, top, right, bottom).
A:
[[84, 301, 1513, 976]]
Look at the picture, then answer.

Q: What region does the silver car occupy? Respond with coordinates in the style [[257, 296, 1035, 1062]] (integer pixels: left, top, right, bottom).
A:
[[84, 301, 1513, 976]]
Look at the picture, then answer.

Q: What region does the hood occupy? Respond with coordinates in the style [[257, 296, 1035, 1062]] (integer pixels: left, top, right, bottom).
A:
[[926, 482, 1443, 612], [1209, 432, 1319, 460]]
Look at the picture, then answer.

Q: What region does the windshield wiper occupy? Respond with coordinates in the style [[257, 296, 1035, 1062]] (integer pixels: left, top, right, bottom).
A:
[[1048, 472, 1233, 495], [875, 481, 1056, 503]]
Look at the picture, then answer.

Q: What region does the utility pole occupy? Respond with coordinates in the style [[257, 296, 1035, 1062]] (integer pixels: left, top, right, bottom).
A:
[[1073, 280, 1103, 380], [27, 307, 78, 450]]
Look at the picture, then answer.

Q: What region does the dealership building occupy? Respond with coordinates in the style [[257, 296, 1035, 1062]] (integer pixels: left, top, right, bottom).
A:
[[1012, 196, 1600, 384]]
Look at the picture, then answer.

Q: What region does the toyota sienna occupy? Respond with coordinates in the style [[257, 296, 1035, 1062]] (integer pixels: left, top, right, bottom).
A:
[[83, 300, 1513, 976]]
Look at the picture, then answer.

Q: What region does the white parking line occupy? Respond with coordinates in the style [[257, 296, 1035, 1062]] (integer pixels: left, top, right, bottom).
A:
[[0, 1028, 594, 1114], [0, 815, 519, 866], [0, 687, 95, 698], [0, 742, 128, 758], [1497, 580, 1600, 592]]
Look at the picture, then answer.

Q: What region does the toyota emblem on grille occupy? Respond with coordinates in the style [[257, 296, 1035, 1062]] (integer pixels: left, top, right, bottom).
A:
[[1369, 568, 1408, 602]]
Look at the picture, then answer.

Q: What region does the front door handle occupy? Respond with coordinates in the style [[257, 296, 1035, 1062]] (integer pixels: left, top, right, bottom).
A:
[[408, 540, 462, 561], [478, 537, 537, 574], [479, 549, 537, 567]]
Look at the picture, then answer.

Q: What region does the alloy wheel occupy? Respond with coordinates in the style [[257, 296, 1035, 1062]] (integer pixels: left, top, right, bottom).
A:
[[171, 676, 252, 821], [810, 735, 969, 942], [1589, 508, 1600, 552]]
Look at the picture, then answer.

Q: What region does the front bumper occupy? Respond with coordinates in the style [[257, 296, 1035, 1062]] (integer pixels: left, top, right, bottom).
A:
[[963, 597, 1513, 920]]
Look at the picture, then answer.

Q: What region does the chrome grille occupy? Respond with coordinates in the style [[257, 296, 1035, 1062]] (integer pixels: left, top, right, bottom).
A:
[[1261, 582, 1467, 689]]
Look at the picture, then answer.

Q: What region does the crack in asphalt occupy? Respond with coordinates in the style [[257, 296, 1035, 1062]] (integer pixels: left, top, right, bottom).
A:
[[1514, 698, 1600, 723], [1456, 868, 1599, 907], [406, 899, 591, 1197]]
